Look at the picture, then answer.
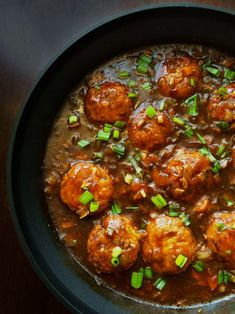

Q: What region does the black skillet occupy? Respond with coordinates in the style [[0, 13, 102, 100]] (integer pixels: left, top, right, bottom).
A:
[[7, 5, 235, 314]]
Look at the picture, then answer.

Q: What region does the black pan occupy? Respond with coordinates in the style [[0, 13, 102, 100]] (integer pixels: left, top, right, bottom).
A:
[[7, 4, 235, 314]]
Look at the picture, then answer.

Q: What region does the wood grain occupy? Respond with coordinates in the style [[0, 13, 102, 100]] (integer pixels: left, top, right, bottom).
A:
[[0, 1, 235, 313]]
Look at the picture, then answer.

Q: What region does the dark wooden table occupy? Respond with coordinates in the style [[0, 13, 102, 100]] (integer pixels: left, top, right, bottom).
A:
[[1, 1, 235, 313]]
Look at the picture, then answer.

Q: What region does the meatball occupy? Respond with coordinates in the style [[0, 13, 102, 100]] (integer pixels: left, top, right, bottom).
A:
[[128, 104, 174, 151], [85, 82, 133, 123], [60, 162, 113, 218], [153, 148, 214, 201], [157, 56, 201, 99], [208, 83, 235, 122], [87, 214, 140, 273], [206, 211, 235, 267], [142, 215, 196, 274]]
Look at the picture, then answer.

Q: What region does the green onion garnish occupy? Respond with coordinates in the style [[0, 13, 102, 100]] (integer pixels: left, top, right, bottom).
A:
[[224, 68, 235, 81], [124, 173, 133, 184], [169, 202, 181, 210], [114, 121, 126, 128], [190, 78, 196, 87], [205, 66, 220, 77], [216, 121, 229, 130], [159, 100, 165, 111], [111, 257, 120, 267], [112, 144, 125, 156], [142, 82, 151, 90], [118, 71, 129, 78], [225, 198, 234, 207], [126, 206, 139, 210], [78, 139, 91, 148], [96, 130, 110, 141], [128, 156, 142, 174], [128, 92, 138, 98], [144, 267, 153, 279], [211, 160, 221, 174], [216, 144, 226, 157], [151, 194, 167, 209], [192, 260, 204, 272], [217, 86, 228, 96], [79, 190, 94, 205], [131, 271, 144, 289], [153, 277, 167, 291], [175, 254, 188, 268], [197, 133, 206, 144], [137, 64, 148, 74], [112, 246, 123, 258], [91, 152, 104, 163], [199, 147, 217, 162], [185, 94, 198, 116], [173, 116, 185, 125], [179, 212, 191, 226], [218, 270, 231, 285], [68, 115, 78, 124], [128, 80, 137, 88], [111, 203, 122, 214], [146, 105, 157, 118], [89, 201, 99, 213], [103, 123, 112, 133], [139, 54, 152, 64], [217, 223, 227, 231], [184, 124, 194, 138], [113, 129, 120, 139]]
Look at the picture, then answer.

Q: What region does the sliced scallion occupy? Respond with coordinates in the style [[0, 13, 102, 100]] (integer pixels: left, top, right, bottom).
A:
[[175, 254, 188, 268], [211, 160, 221, 174], [184, 124, 194, 138], [103, 123, 112, 133], [128, 156, 142, 174], [217, 86, 228, 96], [190, 78, 196, 87], [68, 115, 78, 125], [199, 147, 217, 162], [192, 260, 204, 272], [78, 139, 91, 148], [128, 92, 138, 98], [179, 212, 191, 226], [142, 82, 151, 90], [225, 198, 234, 207], [79, 190, 94, 205], [216, 144, 226, 157], [137, 64, 148, 74], [89, 201, 99, 213], [114, 121, 126, 128], [217, 223, 227, 231], [139, 54, 152, 64], [218, 270, 231, 285], [144, 267, 153, 279], [205, 66, 220, 77], [113, 129, 120, 139], [111, 203, 122, 214], [96, 130, 110, 141], [151, 194, 167, 209], [185, 94, 198, 116], [124, 173, 133, 184], [112, 144, 125, 156], [197, 133, 206, 144], [111, 257, 120, 267], [173, 116, 185, 125], [91, 152, 104, 163], [146, 105, 157, 118], [131, 271, 144, 289], [224, 68, 235, 81], [216, 121, 229, 130], [118, 71, 129, 78], [153, 277, 167, 291], [128, 80, 137, 88]]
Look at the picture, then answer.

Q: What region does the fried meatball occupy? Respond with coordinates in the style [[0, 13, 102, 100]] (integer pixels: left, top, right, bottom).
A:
[[87, 214, 140, 273], [85, 82, 133, 123], [208, 83, 235, 122], [128, 104, 174, 151], [142, 215, 197, 274], [60, 162, 113, 218], [206, 211, 235, 267], [157, 56, 201, 99], [152, 148, 214, 201]]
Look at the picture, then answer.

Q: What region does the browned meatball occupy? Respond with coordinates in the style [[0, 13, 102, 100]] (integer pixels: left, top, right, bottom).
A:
[[85, 82, 133, 123], [87, 214, 140, 273], [206, 211, 235, 268], [152, 148, 214, 201], [157, 56, 201, 99], [60, 162, 114, 218], [208, 83, 235, 122], [128, 104, 174, 151], [142, 215, 197, 274]]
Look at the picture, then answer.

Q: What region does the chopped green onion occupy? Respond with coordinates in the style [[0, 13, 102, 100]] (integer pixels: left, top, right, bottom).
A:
[[199, 147, 217, 162], [169, 202, 181, 210], [179, 212, 191, 226], [68, 115, 78, 124], [212, 160, 221, 174], [144, 267, 153, 279], [112, 144, 125, 156], [139, 54, 152, 64], [111, 257, 120, 267], [184, 124, 194, 138], [205, 66, 220, 77], [139, 189, 146, 198], [96, 130, 110, 141], [91, 152, 104, 163], [175, 254, 188, 268], [79, 190, 94, 205], [151, 194, 167, 209], [216, 144, 226, 157], [159, 100, 165, 111], [111, 203, 122, 214], [112, 246, 123, 258], [78, 139, 91, 148], [196, 133, 206, 144], [131, 271, 144, 289], [216, 121, 229, 130], [94, 85, 100, 90], [128, 156, 142, 174], [173, 116, 185, 125], [128, 92, 138, 98], [118, 71, 129, 78], [103, 123, 112, 133], [89, 201, 99, 212], [190, 78, 196, 87], [126, 206, 139, 210], [185, 94, 198, 116], [113, 129, 120, 139], [217, 86, 228, 96], [137, 64, 148, 74], [218, 270, 231, 285], [128, 80, 137, 88], [142, 82, 151, 90], [153, 277, 167, 291], [124, 173, 133, 184], [192, 260, 204, 272], [168, 210, 181, 217], [224, 68, 235, 81], [217, 223, 227, 231], [146, 105, 157, 118], [225, 198, 234, 207], [114, 121, 126, 128]]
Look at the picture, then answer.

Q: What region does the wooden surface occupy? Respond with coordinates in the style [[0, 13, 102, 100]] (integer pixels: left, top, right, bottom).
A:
[[1, 1, 235, 313]]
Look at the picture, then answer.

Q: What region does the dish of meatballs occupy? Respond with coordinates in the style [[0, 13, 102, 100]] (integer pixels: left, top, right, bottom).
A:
[[43, 44, 235, 306]]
